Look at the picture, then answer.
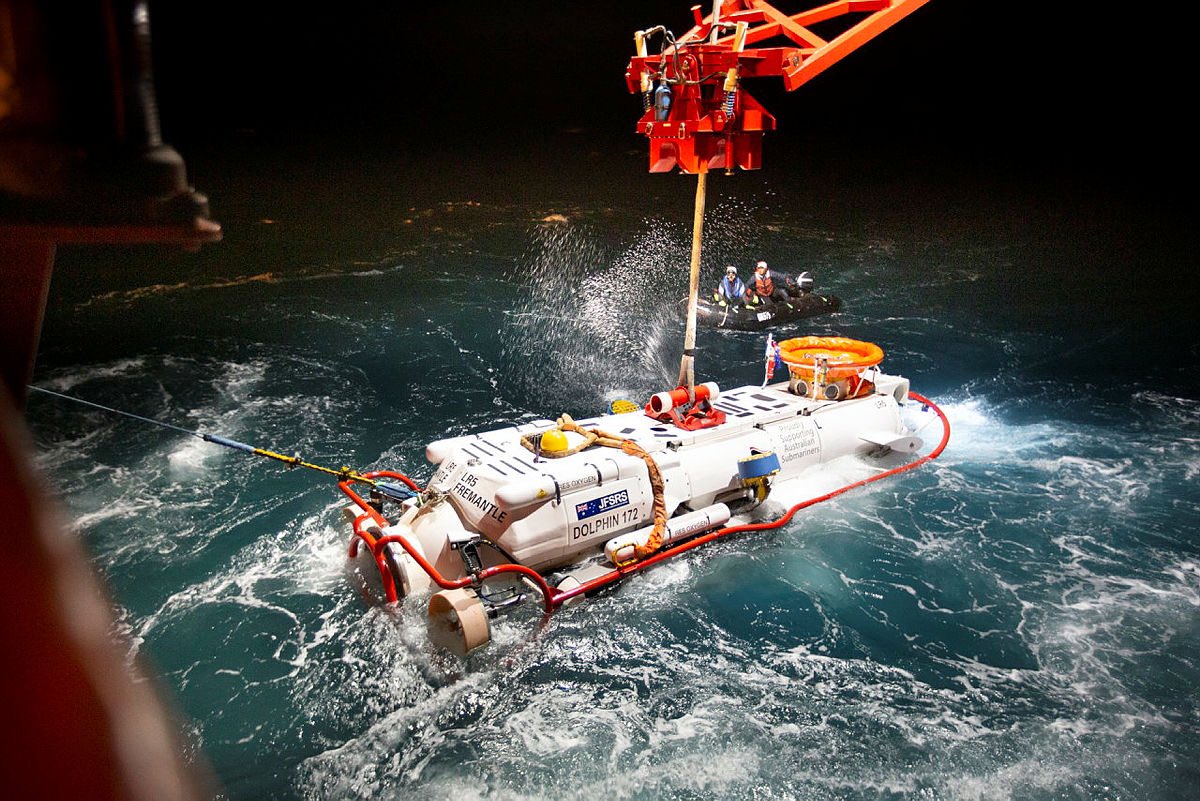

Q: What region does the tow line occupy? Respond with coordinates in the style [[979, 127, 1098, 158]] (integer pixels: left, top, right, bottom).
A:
[[26, 385, 420, 501]]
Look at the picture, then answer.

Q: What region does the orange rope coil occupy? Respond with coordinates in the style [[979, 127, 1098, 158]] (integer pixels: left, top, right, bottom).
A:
[[555, 414, 669, 559]]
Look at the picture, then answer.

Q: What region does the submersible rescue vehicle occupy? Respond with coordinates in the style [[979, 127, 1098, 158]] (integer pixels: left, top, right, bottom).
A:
[[342, 337, 949, 655]]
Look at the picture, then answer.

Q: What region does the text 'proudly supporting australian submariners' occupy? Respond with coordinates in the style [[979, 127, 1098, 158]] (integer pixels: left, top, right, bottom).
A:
[[451, 474, 508, 524], [773, 419, 820, 463]]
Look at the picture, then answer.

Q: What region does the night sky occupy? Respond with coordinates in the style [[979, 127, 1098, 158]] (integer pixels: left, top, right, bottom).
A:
[[145, 2, 1193, 200]]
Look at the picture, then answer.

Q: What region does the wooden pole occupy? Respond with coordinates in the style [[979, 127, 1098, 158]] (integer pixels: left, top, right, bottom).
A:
[[677, 170, 708, 390]]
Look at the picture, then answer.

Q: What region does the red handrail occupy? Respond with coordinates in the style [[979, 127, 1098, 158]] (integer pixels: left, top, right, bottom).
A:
[[372, 534, 557, 611], [341, 471, 425, 603], [338, 470, 559, 608]]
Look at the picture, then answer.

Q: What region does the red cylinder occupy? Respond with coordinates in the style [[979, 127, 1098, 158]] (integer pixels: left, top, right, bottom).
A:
[[649, 381, 719, 414]]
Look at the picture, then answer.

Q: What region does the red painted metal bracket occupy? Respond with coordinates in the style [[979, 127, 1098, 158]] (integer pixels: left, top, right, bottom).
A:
[[626, 0, 930, 173]]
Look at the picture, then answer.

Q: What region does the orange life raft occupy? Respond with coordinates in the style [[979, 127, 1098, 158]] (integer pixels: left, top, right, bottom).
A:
[[777, 336, 885, 381]]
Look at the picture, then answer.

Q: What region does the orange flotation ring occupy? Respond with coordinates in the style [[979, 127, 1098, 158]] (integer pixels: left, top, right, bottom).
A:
[[777, 336, 884, 381]]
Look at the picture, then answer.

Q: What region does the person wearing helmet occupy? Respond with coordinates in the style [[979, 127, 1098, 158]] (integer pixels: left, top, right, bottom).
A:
[[751, 260, 790, 303], [714, 264, 747, 304]]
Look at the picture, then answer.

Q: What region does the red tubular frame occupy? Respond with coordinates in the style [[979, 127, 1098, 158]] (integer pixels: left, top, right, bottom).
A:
[[343, 471, 416, 603], [342, 471, 558, 608], [343, 392, 949, 613]]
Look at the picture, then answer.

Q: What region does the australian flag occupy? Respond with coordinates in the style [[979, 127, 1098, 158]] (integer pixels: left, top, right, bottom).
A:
[[763, 334, 784, 384]]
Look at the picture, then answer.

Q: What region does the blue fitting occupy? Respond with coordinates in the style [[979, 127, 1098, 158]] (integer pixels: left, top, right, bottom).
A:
[[738, 450, 781, 481], [654, 82, 672, 121]]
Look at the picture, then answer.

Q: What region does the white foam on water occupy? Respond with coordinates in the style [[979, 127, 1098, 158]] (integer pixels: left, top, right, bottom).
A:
[[29, 296, 1200, 800], [30, 428, 107, 472], [591, 748, 762, 799], [1030, 555, 1200, 695], [501, 698, 590, 755], [930, 396, 1063, 463], [166, 434, 215, 475], [942, 758, 1083, 801], [39, 357, 148, 391], [300, 667, 497, 798]]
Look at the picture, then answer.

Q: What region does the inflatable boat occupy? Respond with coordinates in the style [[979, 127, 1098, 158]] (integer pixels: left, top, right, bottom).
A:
[[342, 336, 948, 656], [693, 291, 842, 330], [691, 271, 841, 330]]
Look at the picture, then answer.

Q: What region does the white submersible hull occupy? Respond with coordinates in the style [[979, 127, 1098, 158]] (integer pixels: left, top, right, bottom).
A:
[[342, 354, 948, 656]]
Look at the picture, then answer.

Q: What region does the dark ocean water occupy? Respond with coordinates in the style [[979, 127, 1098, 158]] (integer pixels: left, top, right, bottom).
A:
[[25, 133, 1200, 800]]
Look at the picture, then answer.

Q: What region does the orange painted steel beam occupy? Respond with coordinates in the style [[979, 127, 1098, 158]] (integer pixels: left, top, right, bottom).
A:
[[772, 0, 931, 91]]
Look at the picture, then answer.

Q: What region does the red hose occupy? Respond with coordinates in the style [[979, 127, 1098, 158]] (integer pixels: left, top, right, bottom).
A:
[[338, 469, 425, 531], [549, 391, 950, 607], [368, 470, 423, 493], [343, 394, 950, 614]]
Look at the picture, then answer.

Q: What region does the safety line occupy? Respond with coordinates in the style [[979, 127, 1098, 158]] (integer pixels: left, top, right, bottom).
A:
[[26, 385, 408, 494]]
